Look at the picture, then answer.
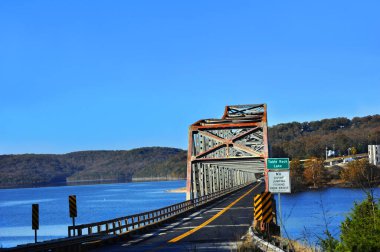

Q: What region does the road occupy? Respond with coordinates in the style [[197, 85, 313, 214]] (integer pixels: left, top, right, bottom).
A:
[[93, 182, 264, 251]]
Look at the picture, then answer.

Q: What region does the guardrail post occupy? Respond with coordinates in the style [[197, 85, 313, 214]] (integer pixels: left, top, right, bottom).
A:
[[131, 217, 135, 230], [125, 218, 129, 231], [118, 220, 122, 233], [112, 222, 116, 235]]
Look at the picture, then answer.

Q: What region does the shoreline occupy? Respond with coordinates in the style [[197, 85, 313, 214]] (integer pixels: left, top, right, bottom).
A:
[[1, 179, 377, 191], [0, 178, 186, 190], [292, 182, 380, 193]]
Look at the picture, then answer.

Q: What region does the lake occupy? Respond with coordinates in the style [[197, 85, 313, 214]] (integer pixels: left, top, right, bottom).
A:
[[276, 187, 380, 245], [1, 182, 379, 248], [0, 180, 186, 248]]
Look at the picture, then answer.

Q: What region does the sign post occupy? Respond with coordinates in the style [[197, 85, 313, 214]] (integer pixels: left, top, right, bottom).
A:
[[266, 158, 291, 236]]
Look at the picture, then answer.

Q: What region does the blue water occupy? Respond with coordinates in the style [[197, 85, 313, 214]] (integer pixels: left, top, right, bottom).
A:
[[276, 188, 380, 245], [0, 180, 186, 248]]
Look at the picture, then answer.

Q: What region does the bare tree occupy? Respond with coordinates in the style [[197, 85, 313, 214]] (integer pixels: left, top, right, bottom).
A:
[[303, 158, 326, 188]]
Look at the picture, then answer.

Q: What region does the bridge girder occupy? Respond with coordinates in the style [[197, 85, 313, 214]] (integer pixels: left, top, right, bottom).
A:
[[186, 104, 269, 199]]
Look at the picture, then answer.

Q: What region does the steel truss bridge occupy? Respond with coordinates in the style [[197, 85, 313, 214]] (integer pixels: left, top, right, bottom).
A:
[[9, 104, 279, 252], [186, 104, 269, 200]]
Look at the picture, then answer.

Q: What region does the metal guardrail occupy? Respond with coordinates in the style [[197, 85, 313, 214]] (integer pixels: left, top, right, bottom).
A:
[[68, 182, 254, 238], [5, 182, 255, 252]]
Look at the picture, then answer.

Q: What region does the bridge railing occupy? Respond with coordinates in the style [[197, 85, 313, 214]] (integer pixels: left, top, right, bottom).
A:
[[68, 182, 254, 238]]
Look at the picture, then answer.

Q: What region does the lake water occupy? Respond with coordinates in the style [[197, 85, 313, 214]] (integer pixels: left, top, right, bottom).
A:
[[1, 182, 379, 248], [276, 187, 380, 245], [0, 180, 186, 248]]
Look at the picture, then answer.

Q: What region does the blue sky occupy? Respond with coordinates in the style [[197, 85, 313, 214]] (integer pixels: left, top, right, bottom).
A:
[[0, 0, 379, 154]]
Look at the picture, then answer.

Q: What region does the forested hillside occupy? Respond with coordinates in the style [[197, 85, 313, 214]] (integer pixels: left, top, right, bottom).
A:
[[1, 115, 379, 188], [269, 115, 380, 159], [0, 147, 186, 188]]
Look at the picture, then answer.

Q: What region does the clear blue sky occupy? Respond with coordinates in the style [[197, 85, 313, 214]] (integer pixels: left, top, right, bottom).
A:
[[0, 0, 379, 154]]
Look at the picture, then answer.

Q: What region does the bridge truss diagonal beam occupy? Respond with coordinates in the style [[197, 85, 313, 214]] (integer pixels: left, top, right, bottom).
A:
[[186, 104, 269, 200]]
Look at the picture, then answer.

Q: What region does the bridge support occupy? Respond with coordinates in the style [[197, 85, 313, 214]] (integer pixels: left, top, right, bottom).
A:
[[186, 104, 269, 200]]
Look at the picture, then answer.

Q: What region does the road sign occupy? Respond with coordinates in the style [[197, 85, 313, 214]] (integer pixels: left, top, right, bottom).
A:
[[32, 204, 39, 230], [69, 195, 77, 235], [268, 171, 291, 193], [254, 194, 263, 221], [266, 158, 289, 169], [69, 195, 77, 218], [32, 204, 39, 243], [254, 192, 274, 223]]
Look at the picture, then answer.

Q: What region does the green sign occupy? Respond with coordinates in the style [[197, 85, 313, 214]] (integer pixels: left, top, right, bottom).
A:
[[266, 158, 289, 169]]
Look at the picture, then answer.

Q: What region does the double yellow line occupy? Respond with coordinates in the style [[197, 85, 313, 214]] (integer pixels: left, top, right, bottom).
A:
[[168, 183, 260, 243]]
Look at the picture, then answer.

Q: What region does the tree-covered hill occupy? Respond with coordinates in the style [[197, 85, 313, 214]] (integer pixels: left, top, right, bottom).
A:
[[269, 115, 380, 159], [2, 114, 380, 188], [0, 147, 186, 188]]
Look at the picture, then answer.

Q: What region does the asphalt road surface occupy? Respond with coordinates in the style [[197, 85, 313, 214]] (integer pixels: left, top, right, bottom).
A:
[[93, 182, 264, 252]]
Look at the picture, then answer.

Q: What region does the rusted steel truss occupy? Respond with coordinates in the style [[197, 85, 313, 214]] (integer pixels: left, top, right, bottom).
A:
[[186, 104, 269, 199]]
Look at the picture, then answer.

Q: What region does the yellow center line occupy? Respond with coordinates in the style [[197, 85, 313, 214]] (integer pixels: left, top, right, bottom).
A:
[[168, 183, 260, 243]]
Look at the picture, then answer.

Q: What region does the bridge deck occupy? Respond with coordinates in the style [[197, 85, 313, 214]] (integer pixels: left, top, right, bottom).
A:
[[93, 182, 264, 251]]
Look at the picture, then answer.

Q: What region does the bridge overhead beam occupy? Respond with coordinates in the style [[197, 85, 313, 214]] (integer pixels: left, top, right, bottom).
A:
[[186, 104, 269, 200]]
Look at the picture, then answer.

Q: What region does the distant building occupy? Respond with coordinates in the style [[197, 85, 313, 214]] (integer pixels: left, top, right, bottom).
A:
[[343, 157, 354, 163], [368, 145, 380, 165], [327, 150, 335, 157]]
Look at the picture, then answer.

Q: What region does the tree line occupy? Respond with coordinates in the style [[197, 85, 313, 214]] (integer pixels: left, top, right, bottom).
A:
[[290, 158, 380, 192], [2, 114, 380, 188], [269, 115, 380, 159], [0, 147, 187, 187]]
